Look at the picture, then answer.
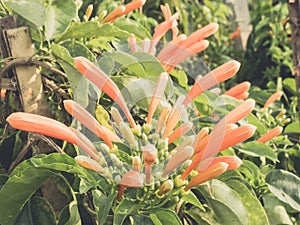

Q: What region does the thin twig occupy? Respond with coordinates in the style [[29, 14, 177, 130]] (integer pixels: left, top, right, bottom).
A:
[[8, 134, 37, 174], [34, 134, 64, 154]]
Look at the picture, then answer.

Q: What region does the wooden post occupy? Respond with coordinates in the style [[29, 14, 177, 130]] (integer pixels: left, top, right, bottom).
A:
[[287, 0, 300, 116], [0, 17, 67, 217], [3, 27, 49, 114]]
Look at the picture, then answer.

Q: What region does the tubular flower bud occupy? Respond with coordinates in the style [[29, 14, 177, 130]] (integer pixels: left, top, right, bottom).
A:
[[147, 72, 169, 124], [6, 112, 100, 161], [74, 57, 136, 128], [64, 100, 120, 148], [75, 155, 104, 173], [119, 122, 136, 147], [263, 91, 283, 109], [182, 124, 256, 180], [168, 122, 193, 144], [223, 81, 251, 98], [85, 4, 93, 21], [256, 126, 283, 143], [117, 170, 144, 201], [111, 107, 124, 128], [163, 146, 194, 176], [197, 156, 242, 172], [132, 156, 142, 172], [183, 60, 241, 106], [158, 179, 174, 196], [184, 162, 228, 191]]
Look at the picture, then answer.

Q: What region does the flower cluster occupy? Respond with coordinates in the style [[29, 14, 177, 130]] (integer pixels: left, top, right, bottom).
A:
[[6, 1, 284, 208]]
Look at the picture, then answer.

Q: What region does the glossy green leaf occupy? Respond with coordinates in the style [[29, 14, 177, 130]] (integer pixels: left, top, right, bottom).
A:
[[198, 180, 249, 225], [263, 194, 294, 225], [109, 51, 147, 77], [29, 154, 99, 187], [284, 121, 300, 133], [15, 196, 56, 225], [182, 191, 205, 211], [246, 113, 267, 134], [45, 0, 77, 40], [0, 161, 53, 225], [283, 78, 296, 95], [170, 70, 189, 90], [113, 198, 136, 225], [237, 160, 260, 182], [61, 40, 95, 62], [57, 201, 81, 225], [266, 169, 300, 211], [56, 22, 131, 41], [238, 141, 277, 162], [6, 0, 46, 27], [151, 209, 182, 225], [93, 189, 115, 225], [114, 18, 151, 40], [51, 43, 74, 65], [133, 52, 165, 77], [184, 208, 213, 225], [226, 180, 269, 225]]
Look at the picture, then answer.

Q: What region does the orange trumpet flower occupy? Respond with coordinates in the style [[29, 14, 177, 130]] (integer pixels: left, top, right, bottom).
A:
[[75, 155, 105, 173], [74, 57, 136, 128], [263, 91, 283, 109], [117, 170, 144, 201], [103, 0, 146, 23], [181, 124, 256, 180], [184, 162, 228, 191], [197, 156, 242, 171], [256, 126, 283, 143], [6, 112, 100, 161], [182, 60, 241, 106], [147, 72, 169, 124], [64, 100, 120, 148], [224, 81, 251, 98], [163, 146, 194, 176], [168, 122, 193, 144]]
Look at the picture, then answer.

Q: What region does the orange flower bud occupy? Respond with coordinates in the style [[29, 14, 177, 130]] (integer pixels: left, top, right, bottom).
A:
[[184, 162, 228, 191], [256, 126, 283, 143], [263, 91, 283, 109]]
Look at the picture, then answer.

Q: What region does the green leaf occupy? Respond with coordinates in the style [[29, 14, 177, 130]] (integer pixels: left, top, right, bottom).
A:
[[29, 154, 99, 187], [56, 22, 131, 42], [93, 189, 115, 225], [0, 162, 53, 225], [109, 51, 147, 77], [45, 0, 77, 40], [51, 43, 74, 65], [114, 18, 151, 40], [247, 113, 267, 134], [238, 141, 277, 162], [149, 214, 163, 225], [119, 78, 155, 111], [182, 191, 205, 211], [284, 121, 300, 133], [113, 198, 136, 225], [6, 0, 46, 27], [170, 70, 189, 90], [266, 169, 300, 211], [133, 52, 165, 77], [198, 180, 249, 225], [61, 40, 95, 62], [15, 196, 56, 225], [226, 180, 269, 225], [283, 78, 296, 95], [237, 160, 261, 182], [151, 209, 182, 225], [263, 194, 294, 225], [57, 201, 81, 225]]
